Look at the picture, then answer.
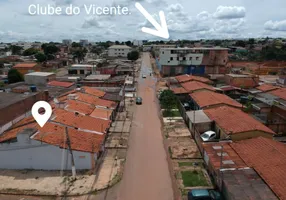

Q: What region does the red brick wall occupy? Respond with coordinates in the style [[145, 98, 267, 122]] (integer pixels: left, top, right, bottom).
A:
[[0, 92, 48, 126]]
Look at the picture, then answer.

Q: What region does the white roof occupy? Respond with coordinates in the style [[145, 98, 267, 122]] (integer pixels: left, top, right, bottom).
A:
[[25, 72, 55, 76], [70, 64, 93, 68], [160, 47, 229, 51], [109, 45, 131, 49]]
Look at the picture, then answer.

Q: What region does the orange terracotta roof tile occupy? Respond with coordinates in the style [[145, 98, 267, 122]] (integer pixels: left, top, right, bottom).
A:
[[33, 122, 104, 153], [256, 84, 280, 92], [190, 91, 242, 109], [13, 63, 37, 68], [176, 74, 213, 84], [48, 81, 74, 88], [204, 106, 275, 135], [65, 100, 94, 115], [76, 93, 117, 108], [182, 81, 215, 93], [171, 87, 188, 94], [269, 88, 286, 101], [231, 137, 286, 200], [82, 87, 106, 97], [203, 142, 248, 169], [52, 109, 111, 134], [90, 108, 113, 120]]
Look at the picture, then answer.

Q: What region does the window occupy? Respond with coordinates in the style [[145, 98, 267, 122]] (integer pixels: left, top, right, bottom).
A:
[[177, 57, 179, 61], [189, 57, 192, 60], [170, 57, 173, 61], [162, 51, 164, 54], [196, 57, 199, 60], [171, 50, 174, 54], [80, 70, 85, 74], [183, 57, 186, 61]]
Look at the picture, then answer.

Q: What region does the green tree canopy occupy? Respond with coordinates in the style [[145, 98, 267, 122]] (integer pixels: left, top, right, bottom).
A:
[[42, 43, 59, 55], [23, 48, 39, 56], [127, 50, 139, 61], [159, 90, 177, 110], [35, 52, 47, 62], [8, 69, 24, 83], [10, 45, 23, 55]]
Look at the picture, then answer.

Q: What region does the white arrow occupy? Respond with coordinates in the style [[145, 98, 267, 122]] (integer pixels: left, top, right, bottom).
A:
[[135, 2, 169, 39]]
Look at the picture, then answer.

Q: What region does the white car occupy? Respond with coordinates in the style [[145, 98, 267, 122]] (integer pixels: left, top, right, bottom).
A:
[[200, 131, 216, 142], [142, 74, 147, 78]]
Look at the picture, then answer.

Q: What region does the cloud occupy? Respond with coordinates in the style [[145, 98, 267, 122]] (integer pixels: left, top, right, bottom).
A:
[[264, 20, 286, 31], [213, 6, 246, 19], [82, 16, 102, 28], [214, 18, 246, 33]]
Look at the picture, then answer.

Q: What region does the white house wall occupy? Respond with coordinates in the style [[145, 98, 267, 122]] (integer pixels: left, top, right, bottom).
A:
[[0, 135, 95, 170]]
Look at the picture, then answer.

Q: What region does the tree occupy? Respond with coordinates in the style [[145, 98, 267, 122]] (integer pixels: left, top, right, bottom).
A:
[[23, 48, 39, 56], [72, 47, 88, 63], [115, 41, 120, 45], [90, 46, 102, 55], [127, 51, 139, 61], [125, 41, 132, 46], [8, 69, 24, 83], [71, 42, 82, 48], [235, 40, 246, 47], [42, 43, 59, 55], [159, 90, 177, 110], [10, 45, 23, 55], [35, 52, 47, 62]]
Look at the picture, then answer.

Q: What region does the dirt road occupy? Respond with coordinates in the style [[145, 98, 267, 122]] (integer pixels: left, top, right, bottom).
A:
[[116, 53, 174, 200]]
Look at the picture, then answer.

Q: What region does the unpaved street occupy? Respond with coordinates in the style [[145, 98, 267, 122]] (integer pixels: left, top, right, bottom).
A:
[[116, 53, 174, 200]]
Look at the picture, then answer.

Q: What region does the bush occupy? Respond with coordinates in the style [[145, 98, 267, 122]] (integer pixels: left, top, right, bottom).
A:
[[127, 51, 139, 61], [159, 90, 177, 109]]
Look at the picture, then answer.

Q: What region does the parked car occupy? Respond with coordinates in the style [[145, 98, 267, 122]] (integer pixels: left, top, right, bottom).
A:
[[188, 189, 221, 200], [136, 97, 142, 105], [142, 74, 147, 78], [183, 102, 191, 111], [200, 131, 216, 142]]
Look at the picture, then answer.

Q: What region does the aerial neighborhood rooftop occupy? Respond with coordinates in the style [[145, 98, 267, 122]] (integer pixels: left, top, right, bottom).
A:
[[0, 37, 286, 199]]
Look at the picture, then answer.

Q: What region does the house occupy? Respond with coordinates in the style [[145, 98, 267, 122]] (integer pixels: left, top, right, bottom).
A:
[[68, 64, 95, 76], [24, 72, 56, 86], [225, 74, 259, 89], [62, 39, 72, 46], [203, 106, 276, 141], [202, 140, 279, 200], [158, 47, 229, 77], [108, 45, 132, 58], [0, 121, 105, 170], [190, 90, 242, 110], [175, 74, 213, 84], [47, 81, 75, 88], [256, 84, 280, 92], [181, 81, 215, 93], [13, 63, 40, 75], [269, 88, 286, 101]]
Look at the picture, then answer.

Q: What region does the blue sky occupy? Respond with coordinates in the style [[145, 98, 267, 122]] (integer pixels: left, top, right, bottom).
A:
[[0, 0, 286, 42]]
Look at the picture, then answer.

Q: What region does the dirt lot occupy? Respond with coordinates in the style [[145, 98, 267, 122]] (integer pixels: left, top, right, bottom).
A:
[[168, 137, 201, 159], [164, 122, 192, 138]]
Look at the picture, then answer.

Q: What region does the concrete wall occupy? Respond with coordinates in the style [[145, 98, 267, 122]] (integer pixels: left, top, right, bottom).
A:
[[108, 48, 131, 58], [0, 133, 96, 170], [0, 91, 49, 129], [25, 74, 56, 86]]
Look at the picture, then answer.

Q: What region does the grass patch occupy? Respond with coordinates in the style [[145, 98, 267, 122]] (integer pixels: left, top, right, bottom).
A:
[[181, 170, 209, 187], [178, 162, 203, 167], [163, 110, 181, 117]]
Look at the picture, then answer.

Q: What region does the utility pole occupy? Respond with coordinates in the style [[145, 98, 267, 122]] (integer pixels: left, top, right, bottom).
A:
[[65, 127, 76, 177], [219, 145, 224, 190]]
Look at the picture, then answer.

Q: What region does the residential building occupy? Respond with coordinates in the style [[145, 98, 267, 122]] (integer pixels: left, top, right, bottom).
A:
[[158, 47, 229, 76], [47, 81, 75, 88], [24, 72, 56, 86], [175, 74, 213, 84], [79, 39, 89, 47], [68, 64, 95, 75], [203, 105, 275, 141], [108, 45, 132, 58], [133, 40, 143, 46], [190, 90, 242, 110], [203, 139, 279, 200], [13, 63, 40, 75], [225, 74, 259, 89], [181, 81, 215, 93], [62, 39, 72, 46]]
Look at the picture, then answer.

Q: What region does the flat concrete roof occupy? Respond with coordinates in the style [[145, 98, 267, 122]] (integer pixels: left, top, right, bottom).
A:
[[161, 47, 229, 50], [186, 110, 212, 123], [226, 74, 255, 78], [0, 91, 38, 110], [25, 72, 55, 76], [85, 74, 111, 81]]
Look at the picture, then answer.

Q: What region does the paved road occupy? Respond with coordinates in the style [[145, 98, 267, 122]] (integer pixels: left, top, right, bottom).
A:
[[116, 53, 173, 200]]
